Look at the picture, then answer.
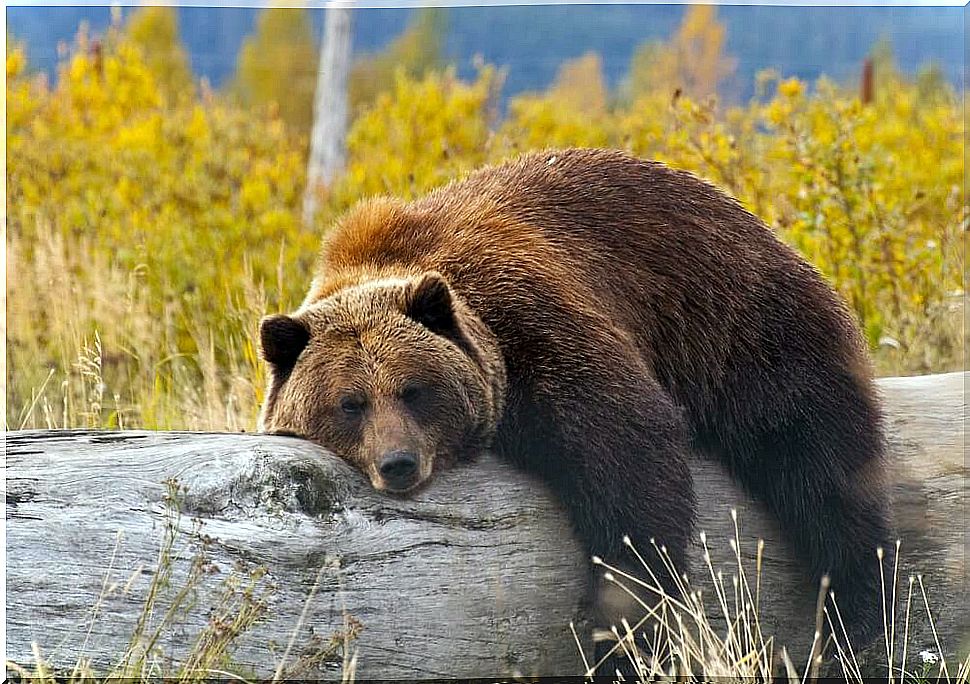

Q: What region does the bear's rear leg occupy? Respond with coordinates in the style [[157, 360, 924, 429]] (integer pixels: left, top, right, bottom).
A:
[[713, 384, 894, 648]]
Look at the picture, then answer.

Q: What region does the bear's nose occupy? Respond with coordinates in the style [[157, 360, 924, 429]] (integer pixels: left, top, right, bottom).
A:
[[379, 450, 419, 490]]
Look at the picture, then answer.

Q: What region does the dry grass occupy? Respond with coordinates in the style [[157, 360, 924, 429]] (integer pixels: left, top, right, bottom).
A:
[[7, 224, 270, 433], [580, 510, 970, 683]]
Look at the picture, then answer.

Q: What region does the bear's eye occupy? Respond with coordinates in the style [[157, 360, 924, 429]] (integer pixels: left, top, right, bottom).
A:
[[339, 396, 366, 417], [400, 383, 427, 405]]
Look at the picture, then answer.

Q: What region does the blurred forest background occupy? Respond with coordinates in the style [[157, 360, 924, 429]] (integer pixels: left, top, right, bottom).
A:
[[6, 4, 965, 432]]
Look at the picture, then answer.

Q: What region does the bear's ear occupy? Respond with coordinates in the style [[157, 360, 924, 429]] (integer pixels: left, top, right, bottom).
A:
[[406, 272, 456, 334], [260, 314, 310, 369]]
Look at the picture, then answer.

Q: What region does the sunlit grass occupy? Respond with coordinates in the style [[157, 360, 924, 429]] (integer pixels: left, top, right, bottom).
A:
[[7, 222, 270, 432]]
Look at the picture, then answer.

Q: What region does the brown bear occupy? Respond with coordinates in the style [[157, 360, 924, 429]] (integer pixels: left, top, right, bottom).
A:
[[258, 148, 893, 660]]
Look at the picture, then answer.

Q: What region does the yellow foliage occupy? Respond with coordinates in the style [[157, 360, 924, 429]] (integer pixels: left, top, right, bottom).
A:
[[7, 43, 26, 79], [125, 5, 194, 102], [755, 76, 964, 366], [497, 54, 612, 151], [7, 27, 314, 430], [348, 8, 447, 116], [548, 52, 609, 116], [231, 6, 317, 132], [338, 67, 498, 203], [498, 96, 612, 152], [626, 5, 736, 100], [777, 77, 805, 98]]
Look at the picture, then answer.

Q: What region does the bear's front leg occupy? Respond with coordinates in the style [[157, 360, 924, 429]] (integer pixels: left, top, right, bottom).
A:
[[512, 361, 696, 678]]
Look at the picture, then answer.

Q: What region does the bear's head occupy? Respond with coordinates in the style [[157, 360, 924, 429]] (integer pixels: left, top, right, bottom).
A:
[[258, 272, 507, 494]]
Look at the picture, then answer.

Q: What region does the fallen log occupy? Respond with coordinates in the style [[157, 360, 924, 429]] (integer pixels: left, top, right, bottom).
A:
[[5, 372, 967, 679]]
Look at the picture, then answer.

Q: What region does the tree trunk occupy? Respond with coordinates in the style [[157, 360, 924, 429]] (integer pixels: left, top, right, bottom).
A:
[[5, 372, 968, 679], [303, 4, 353, 227]]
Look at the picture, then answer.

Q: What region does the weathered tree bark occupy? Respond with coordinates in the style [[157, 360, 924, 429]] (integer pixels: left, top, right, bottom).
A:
[[5, 372, 967, 679]]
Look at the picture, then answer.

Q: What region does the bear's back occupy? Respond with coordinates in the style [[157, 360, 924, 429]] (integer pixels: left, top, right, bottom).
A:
[[319, 148, 865, 418]]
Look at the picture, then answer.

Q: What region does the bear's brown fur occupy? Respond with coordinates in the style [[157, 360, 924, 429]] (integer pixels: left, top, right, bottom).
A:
[[259, 148, 893, 650]]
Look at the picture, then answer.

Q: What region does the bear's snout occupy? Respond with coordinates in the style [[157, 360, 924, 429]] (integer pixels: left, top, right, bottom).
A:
[[378, 450, 420, 491]]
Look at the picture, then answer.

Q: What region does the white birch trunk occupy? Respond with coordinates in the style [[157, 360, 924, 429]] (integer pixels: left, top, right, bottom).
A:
[[303, 4, 353, 227]]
